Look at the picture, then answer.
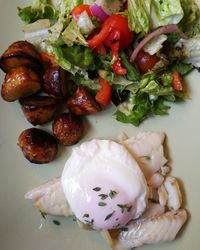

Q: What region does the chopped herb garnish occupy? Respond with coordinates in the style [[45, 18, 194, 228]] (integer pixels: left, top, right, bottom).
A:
[[93, 187, 101, 192], [53, 220, 61, 226], [83, 213, 90, 218], [105, 211, 115, 221], [40, 211, 47, 219], [109, 190, 117, 199], [98, 202, 107, 207], [121, 227, 129, 231], [117, 204, 127, 213], [99, 194, 108, 200], [127, 206, 132, 212], [117, 204, 132, 213]]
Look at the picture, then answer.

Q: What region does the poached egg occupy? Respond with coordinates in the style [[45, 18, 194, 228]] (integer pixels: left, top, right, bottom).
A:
[[61, 139, 148, 230]]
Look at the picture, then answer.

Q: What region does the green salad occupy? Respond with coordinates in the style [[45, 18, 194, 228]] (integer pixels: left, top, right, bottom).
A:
[[18, 0, 200, 126]]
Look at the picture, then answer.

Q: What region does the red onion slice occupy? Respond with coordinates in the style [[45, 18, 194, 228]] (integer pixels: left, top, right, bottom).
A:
[[90, 3, 109, 22], [130, 24, 179, 63]]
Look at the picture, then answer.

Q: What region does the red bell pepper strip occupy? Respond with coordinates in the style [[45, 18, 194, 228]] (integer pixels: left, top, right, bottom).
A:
[[110, 40, 127, 75], [95, 77, 112, 107], [172, 72, 183, 91], [94, 43, 107, 55], [87, 24, 112, 49], [112, 58, 127, 75]]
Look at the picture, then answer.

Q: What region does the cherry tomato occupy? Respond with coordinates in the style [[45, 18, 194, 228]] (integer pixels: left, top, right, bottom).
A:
[[87, 15, 134, 50], [136, 51, 159, 74], [71, 4, 93, 20]]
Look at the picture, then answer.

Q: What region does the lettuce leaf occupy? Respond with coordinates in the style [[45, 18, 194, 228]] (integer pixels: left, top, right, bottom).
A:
[[114, 70, 187, 126], [62, 45, 95, 70], [127, 0, 184, 33], [179, 0, 200, 37], [62, 20, 88, 46], [18, 0, 58, 24]]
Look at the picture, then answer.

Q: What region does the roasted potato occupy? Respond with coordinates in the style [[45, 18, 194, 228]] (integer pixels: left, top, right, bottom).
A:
[[52, 113, 83, 146], [19, 96, 57, 126], [18, 128, 58, 164], [0, 41, 42, 73], [1, 66, 41, 102], [43, 66, 68, 99], [67, 86, 101, 115]]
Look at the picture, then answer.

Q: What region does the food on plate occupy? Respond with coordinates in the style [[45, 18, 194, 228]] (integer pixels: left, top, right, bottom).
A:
[[10, 0, 200, 126], [19, 96, 57, 126], [18, 128, 58, 164], [25, 131, 187, 249], [109, 209, 187, 250], [52, 113, 83, 146], [67, 86, 101, 115], [43, 66, 69, 99], [1, 66, 41, 102], [0, 41, 42, 73]]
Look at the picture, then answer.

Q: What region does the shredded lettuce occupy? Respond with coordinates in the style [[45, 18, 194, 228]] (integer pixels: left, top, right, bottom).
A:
[[180, 0, 200, 36], [128, 0, 184, 34], [114, 70, 188, 126], [62, 20, 88, 46], [62, 45, 95, 70], [18, 0, 58, 24]]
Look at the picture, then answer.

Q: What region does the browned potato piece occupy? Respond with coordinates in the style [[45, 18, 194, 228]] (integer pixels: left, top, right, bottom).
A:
[[19, 96, 57, 126], [18, 128, 58, 164], [1, 66, 41, 102], [52, 113, 83, 146], [67, 86, 101, 115], [43, 66, 68, 99], [0, 41, 42, 73]]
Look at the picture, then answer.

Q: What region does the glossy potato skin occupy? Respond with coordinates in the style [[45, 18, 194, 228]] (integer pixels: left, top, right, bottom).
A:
[[43, 66, 68, 99], [0, 41, 42, 73], [19, 96, 57, 126], [67, 86, 101, 115], [1, 66, 41, 102], [52, 113, 83, 146], [18, 128, 58, 164]]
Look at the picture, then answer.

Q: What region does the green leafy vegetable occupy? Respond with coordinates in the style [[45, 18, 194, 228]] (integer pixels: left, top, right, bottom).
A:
[[169, 62, 193, 76], [18, 0, 57, 24], [120, 51, 140, 82], [62, 45, 95, 70], [128, 0, 184, 33], [62, 20, 88, 47], [115, 70, 187, 126], [70, 74, 100, 91], [180, 0, 200, 36]]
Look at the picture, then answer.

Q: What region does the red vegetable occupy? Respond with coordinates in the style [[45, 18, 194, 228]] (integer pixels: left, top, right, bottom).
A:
[[112, 58, 127, 75], [111, 40, 127, 75], [130, 24, 179, 63], [94, 43, 106, 55], [172, 72, 183, 91], [95, 77, 112, 107], [87, 14, 134, 50], [136, 50, 159, 74], [71, 4, 93, 20]]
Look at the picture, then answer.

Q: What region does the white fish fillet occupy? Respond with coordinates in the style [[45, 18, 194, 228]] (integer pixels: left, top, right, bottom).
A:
[[141, 201, 165, 219], [25, 178, 72, 216], [113, 209, 187, 250], [122, 132, 168, 180]]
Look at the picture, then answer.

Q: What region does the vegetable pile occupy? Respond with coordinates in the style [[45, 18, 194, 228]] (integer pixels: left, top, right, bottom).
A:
[[8, 1, 200, 125]]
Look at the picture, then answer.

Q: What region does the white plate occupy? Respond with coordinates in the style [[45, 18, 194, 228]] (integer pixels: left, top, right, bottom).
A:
[[0, 1, 200, 250]]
